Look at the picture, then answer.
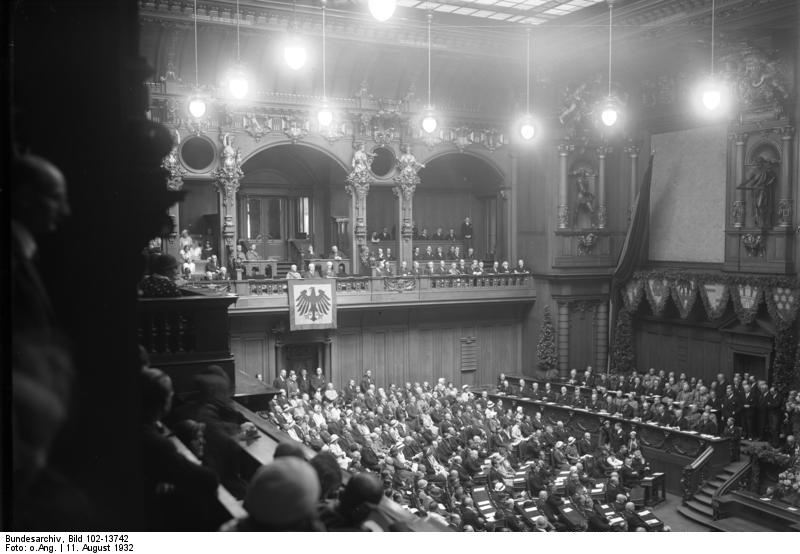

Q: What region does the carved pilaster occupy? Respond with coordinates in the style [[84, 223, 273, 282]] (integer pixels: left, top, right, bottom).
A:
[[596, 144, 611, 230], [161, 130, 186, 191], [212, 134, 243, 267], [557, 142, 574, 230], [595, 302, 608, 373], [732, 132, 748, 228], [346, 144, 374, 274], [778, 126, 794, 227], [625, 142, 639, 224], [393, 145, 423, 265], [556, 301, 570, 377]]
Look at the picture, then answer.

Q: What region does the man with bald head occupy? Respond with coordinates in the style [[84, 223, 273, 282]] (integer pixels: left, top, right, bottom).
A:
[[12, 154, 71, 333]]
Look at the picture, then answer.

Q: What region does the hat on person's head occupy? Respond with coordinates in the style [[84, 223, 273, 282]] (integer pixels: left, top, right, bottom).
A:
[[486, 401, 495, 408], [494, 481, 506, 492], [329, 434, 339, 442], [418, 479, 428, 489], [567, 436, 576, 444], [243, 457, 321, 527], [555, 441, 564, 449]]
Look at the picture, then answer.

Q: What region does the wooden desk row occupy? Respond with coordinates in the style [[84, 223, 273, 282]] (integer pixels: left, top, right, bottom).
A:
[[488, 393, 731, 496]]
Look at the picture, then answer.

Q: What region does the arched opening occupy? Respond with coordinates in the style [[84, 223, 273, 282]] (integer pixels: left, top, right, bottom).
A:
[[239, 144, 348, 263], [414, 152, 506, 261]]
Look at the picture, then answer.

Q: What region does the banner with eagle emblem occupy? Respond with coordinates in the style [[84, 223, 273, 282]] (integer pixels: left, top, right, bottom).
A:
[[288, 279, 337, 331]]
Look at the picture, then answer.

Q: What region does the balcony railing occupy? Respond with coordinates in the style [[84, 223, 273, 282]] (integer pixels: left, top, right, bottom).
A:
[[182, 273, 535, 311]]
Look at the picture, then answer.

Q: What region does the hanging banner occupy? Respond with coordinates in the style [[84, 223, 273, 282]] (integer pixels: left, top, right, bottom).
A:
[[645, 278, 671, 316], [732, 283, 763, 325], [766, 286, 799, 329], [623, 279, 644, 311], [670, 278, 698, 319], [288, 279, 337, 331], [698, 282, 729, 320]]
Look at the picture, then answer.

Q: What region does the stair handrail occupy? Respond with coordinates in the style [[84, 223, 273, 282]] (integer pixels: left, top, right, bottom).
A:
[[680, 445, 714, 503], [711, 460, 753, 521]]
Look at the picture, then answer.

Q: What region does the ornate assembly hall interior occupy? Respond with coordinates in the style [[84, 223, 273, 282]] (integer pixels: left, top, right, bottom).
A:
[[6, 0, 800, 533]]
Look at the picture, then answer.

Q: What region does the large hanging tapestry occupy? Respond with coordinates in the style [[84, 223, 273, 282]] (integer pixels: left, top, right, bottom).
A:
[[288, 279, 337, 331]]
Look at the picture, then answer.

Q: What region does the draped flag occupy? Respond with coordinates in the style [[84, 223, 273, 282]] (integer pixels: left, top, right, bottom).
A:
[[609, 154, 654, 370], [288, 279, 337, 331], [732, 283, 763, 325], [766, 286, 800, 328], [670, 278, 698, 319], [698, 282, 730, 320], [623, 279, 645, 311], [645, 278, 671, 316]]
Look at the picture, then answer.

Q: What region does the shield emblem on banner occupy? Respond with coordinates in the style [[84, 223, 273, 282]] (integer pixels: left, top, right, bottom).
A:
[[288, 279, 337, 331]]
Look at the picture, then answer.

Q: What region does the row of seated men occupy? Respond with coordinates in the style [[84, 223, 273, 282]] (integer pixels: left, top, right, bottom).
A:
[[496, 367, 800, 448], [262, 372, 670, 531]]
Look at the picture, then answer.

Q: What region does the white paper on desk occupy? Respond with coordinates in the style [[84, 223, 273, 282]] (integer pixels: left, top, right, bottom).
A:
[[477, 500, 491, 506], [646, 519, 660, 524], [788, 507, 798, 511], [760, 497, 771, 501], [563, 507, 572, 512], [609, 517, 624, 524], [638, 511, 650, 516], [652, 472, 664, 476]]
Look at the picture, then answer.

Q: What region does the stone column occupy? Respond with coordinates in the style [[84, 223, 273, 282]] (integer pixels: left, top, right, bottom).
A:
[[161, 131, 186, 259], [732, 133, 748, 228], [212, 134, 243, 269], [392, 182, 416, 267], [498, 186, 511, 261], [778, 126, 794, 227], [557, 301, 570, 377], [595, 302, 608, 372], [508, 154, 518, 260], [345, 179, 370, 275], [596, 144, 611, 229], [624, 143, 639, 223], [557, 143, 574, 229]]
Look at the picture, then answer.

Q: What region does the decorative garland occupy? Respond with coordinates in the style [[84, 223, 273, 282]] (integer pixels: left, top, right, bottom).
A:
[[632, 269, 800, 327], [743, 444, 793, 468], [773, 322, 799, 394]]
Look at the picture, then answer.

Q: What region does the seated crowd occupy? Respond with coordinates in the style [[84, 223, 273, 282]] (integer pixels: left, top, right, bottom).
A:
[[495, 368, 800, 450], [261, 368, 672, 532]]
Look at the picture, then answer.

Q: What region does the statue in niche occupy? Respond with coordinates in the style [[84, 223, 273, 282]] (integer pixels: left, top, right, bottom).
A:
[[397, 144, 424, 182], [737, 155, 778, 228], [574, 169, 596, 225]]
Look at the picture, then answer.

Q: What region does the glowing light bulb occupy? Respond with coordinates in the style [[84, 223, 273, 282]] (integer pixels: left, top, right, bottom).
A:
[[188, 97, 207, 118], [228, 73, 249, 100], [369, 0, 396, 22], [284, 39, 307, 70], [701, 86, 722, 111], [422, 112, 437, 134], [318, 106, 333, 127], [520, 117, 536, 141], [601, 106, 618, 127]]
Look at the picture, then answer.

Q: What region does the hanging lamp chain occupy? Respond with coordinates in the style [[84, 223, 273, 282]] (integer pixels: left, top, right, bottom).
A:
[[322, 1, 327, 100], [710, 0, 716, 76], [427, 10, 432, 108], [526, 28, 531, 113], [236, 0, 240, 62], [194, 0, 199, 88], [607, 1, 613, 99]]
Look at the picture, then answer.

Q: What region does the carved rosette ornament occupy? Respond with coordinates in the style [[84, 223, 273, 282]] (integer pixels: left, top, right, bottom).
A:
[[161, 129, 186, 191]]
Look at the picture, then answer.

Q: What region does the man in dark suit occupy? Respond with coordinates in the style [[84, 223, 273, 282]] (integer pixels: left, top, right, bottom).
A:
[[460, 216, 474, 251], [272, 369, 289, 394], [360, 370, 374, 393], [741, 383, 757, 440]]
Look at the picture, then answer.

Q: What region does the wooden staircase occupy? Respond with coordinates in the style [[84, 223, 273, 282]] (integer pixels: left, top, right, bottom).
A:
[[677, 459, 748, 529]]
